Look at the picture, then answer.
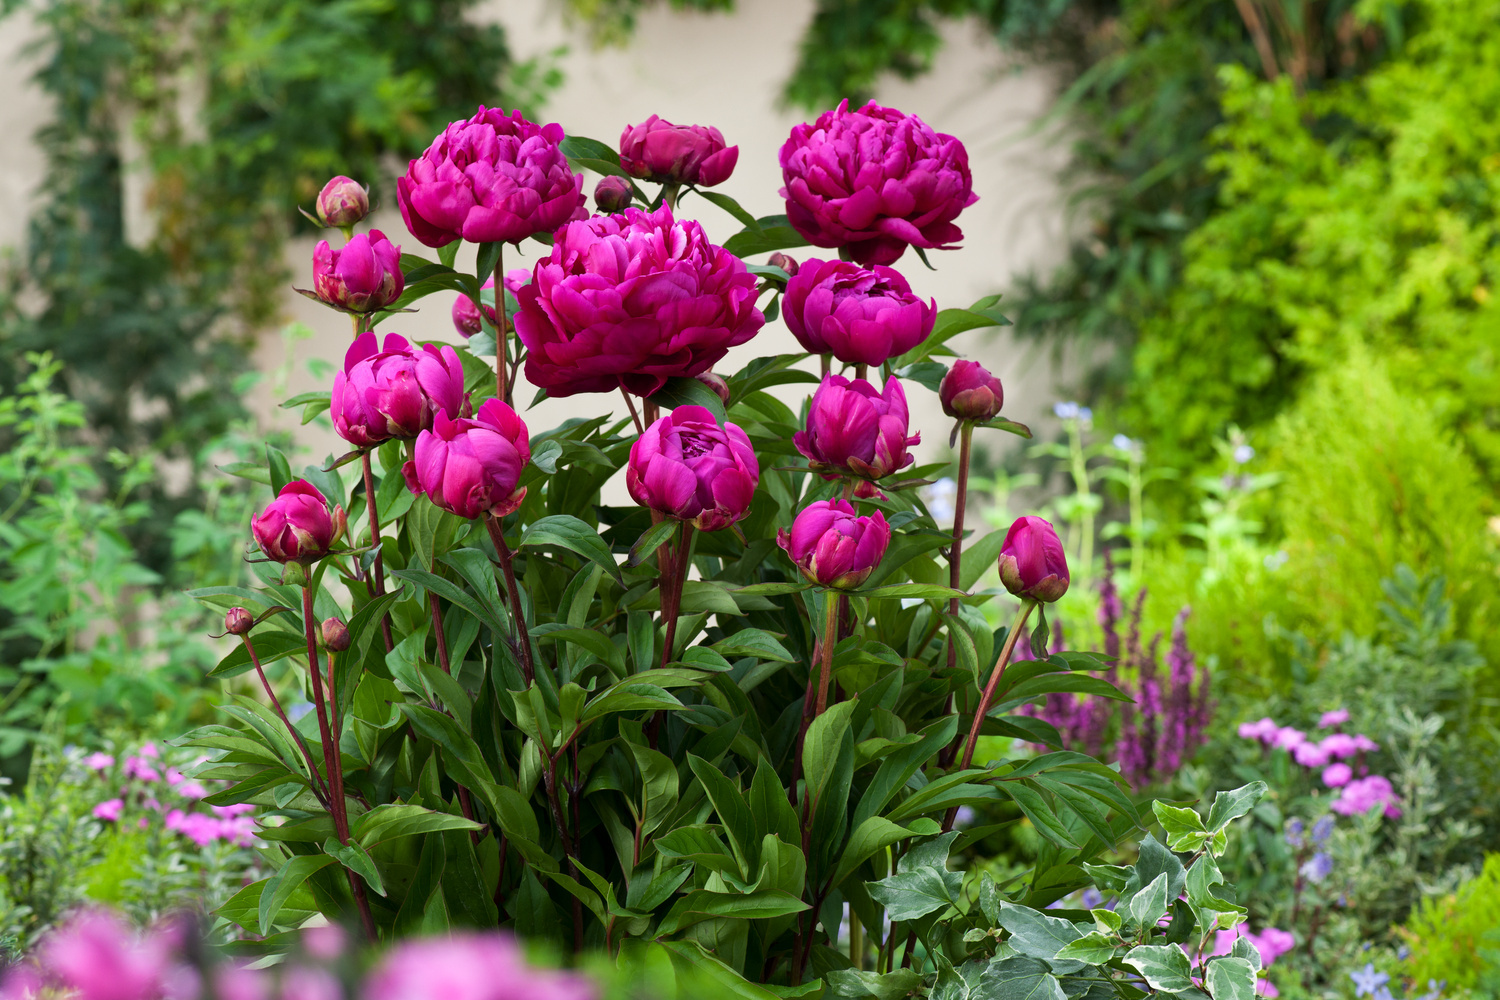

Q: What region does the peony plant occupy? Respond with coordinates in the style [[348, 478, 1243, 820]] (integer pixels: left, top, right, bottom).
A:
[[185, 103, 1262, 999]]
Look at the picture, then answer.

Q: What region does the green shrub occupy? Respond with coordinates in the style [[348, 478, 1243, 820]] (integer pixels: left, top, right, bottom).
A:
[[1267, 350, 1498, 658], [1401, 854, 1500, 994]]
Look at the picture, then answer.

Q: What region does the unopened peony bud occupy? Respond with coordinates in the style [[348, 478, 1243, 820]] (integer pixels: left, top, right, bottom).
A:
[[768, 252, 799, 277], [626, 406, 757, 532], [620, 116, 738, 187], [321, 617, 351, 652], [997, 516, 1069, 603], [594, 175, 632, 213], [939, 360, 1004, 422], [694, 372, 731, 407], [251, 480, 346, 564], [777, 500, 891, 590], [316, 175, 370, 228], [225, 608, 254, 635]]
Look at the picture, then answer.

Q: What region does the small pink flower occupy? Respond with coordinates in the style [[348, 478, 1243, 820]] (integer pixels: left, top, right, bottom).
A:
[[1352, 734, 1380, 753], [123, 757, 161, 783], [1292, 742, 1331, 768], [93, 799, 124, 822], [302, 924, 347, 961], [1237, 717, 1279, 743], [176, 781, 209, 800], [1318, 708, 1350, 728], [1322, 762, 1353, 788], [84, 752, 115, 771], [1271, 727, 1305, 751], [212, 803, 257, 818], [1331, 775, 1401, 818], [138, 743, 159, 759], [1319, 733, 1358, 759]]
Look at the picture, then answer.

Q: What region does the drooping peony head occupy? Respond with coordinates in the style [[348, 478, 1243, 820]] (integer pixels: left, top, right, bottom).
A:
[[940, 360, 1004, 422], [404, 398, 531, 520], [996, 515, 1069, 603], [777, 499, 891, 590], [397, 106, 584, 248], [252, 481, 346, 564], [311, 230, 404, 313], [450, 270, 530, 337], [627, 406, 758, 532], [780, 100, 977, 266], [782, 259, 934, 367], [619, 116, 738, 188], [793, 374, 919, 481], [331, 332, 469, 448], [514, 205, 764, 398], [365, 932, 595, 1000]]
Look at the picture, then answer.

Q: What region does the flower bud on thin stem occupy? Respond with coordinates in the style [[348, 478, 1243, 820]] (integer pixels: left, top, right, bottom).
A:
[[238, 629, 330, 810], [225, 607, 254, 636]]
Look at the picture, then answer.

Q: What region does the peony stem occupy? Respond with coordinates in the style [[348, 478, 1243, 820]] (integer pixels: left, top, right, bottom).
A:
[[485, 514, 536, 684], [659, 522, 693, 669], [240, 630, 330, 808], [493, 247, 510, 405], [620, 389, 644, 435], [946, 422, 974, 669], [301, 584, 376, 940], [360, 451, 393, 653], [854, 363, 867, 381], [946, 599, 1037, 829], [814, 590, 840, 716]]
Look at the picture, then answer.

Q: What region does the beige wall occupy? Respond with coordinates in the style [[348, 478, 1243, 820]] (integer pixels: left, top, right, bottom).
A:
[[0, 1, 1079, 478]]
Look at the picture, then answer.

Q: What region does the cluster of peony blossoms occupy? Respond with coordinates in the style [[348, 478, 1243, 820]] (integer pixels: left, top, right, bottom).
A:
[[0, 911, 591, 1000], [1239, 709, 1400, 817]]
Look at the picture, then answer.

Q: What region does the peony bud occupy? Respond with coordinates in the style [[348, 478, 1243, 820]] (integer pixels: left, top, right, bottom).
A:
[[996, 516, 1069, 603], [793, 374, 919, 481], [321, 617, 351, 652], [694, 372, 732, 408], [310, 230, 404, 313], [626, 406, 758, 532], [315, 175, 370, 228], [225, 608, 254, 635], [777, 500, 891, 590], [594, 175, 632, 213], [939, 360, 1004, 422], [331, 332, 469, 448], [619, 116, 738, 187], [768, 252, 799, 277], [251, 480, 346, 564], [404, 399, 531, 520]]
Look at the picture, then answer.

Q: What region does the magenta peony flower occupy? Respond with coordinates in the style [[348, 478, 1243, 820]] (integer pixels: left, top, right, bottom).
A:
[[404, 399, 531, 520], [996, 516, 1070, 603], [780, 99, 978, 266], [777, 499, 891, 590], [315, 175, 369, 228], [940, 360, 1005, 422], [782, 258, 934, 366], [311, 230, 404, 313], [793, 374, 919, 481], [451, 270, 531, 337], [626, 406, 758, 532], [251, 481, 346, 564], [514, 205, 764, 398], [331, 332, 468, 448], [365, 933, 595, 1000], [620, 115, 738, 187], [397, 106, 584, 248]]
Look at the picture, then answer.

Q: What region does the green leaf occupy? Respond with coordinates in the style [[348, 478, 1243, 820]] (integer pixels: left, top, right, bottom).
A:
[[824, 969, 923, 1000], [1205, 782, 1269, 836], [259, 854, 336, 934], [266, 444, 292, 496], [687, 755, 758, 874], [1123, 944, 1196, 993], [867, 865, 961, 921], [832, 816, 940, 889], [648, 376, 727, 423], [974, 957, 1066, 1000], [1153, 800, 1211, 853], [996, 902, 1083, 965], [353, 803, 483, 848], [656, 889, 809, 935], [723, 224, 810, 259], [1053, 932, 1118, 965], [324, 837, 386, 897], [520, 515, 623, 584], [1123, 834, 1187, 903], [859, 583, 966, 601], [693, 189, 762, 230], [627, 519, 678, 568], [208, 629, 304, 679], [1206, 958, 1258, 1000], [1092, 908, 1122, 934], [978, 417, 1033, 439], [1127, 872, 1169, 930], [713, 628, 794, 662]]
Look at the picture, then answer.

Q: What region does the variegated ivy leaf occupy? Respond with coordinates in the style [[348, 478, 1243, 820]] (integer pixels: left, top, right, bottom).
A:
[[1123, 943, 1197, 993], [1053, 931, 1117, 965], [1153, 800, 1211, 853], [1206, 956, 1259, 1000]]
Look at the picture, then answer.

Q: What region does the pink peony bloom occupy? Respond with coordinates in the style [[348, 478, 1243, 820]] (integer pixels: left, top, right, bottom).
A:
[[36, 910, 174, 1000], [403, 399, 532, 521], [311, 231, 404, 314], [794, 374, 920, 482], [514, 205, 763, 398], [626, 406, 759, 532], [619, 116, 738, 187], [331, 332, 469, 448], [251, 481, 346, 565], [777, 500, 891, 590], [781, 258, 935, 367]]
